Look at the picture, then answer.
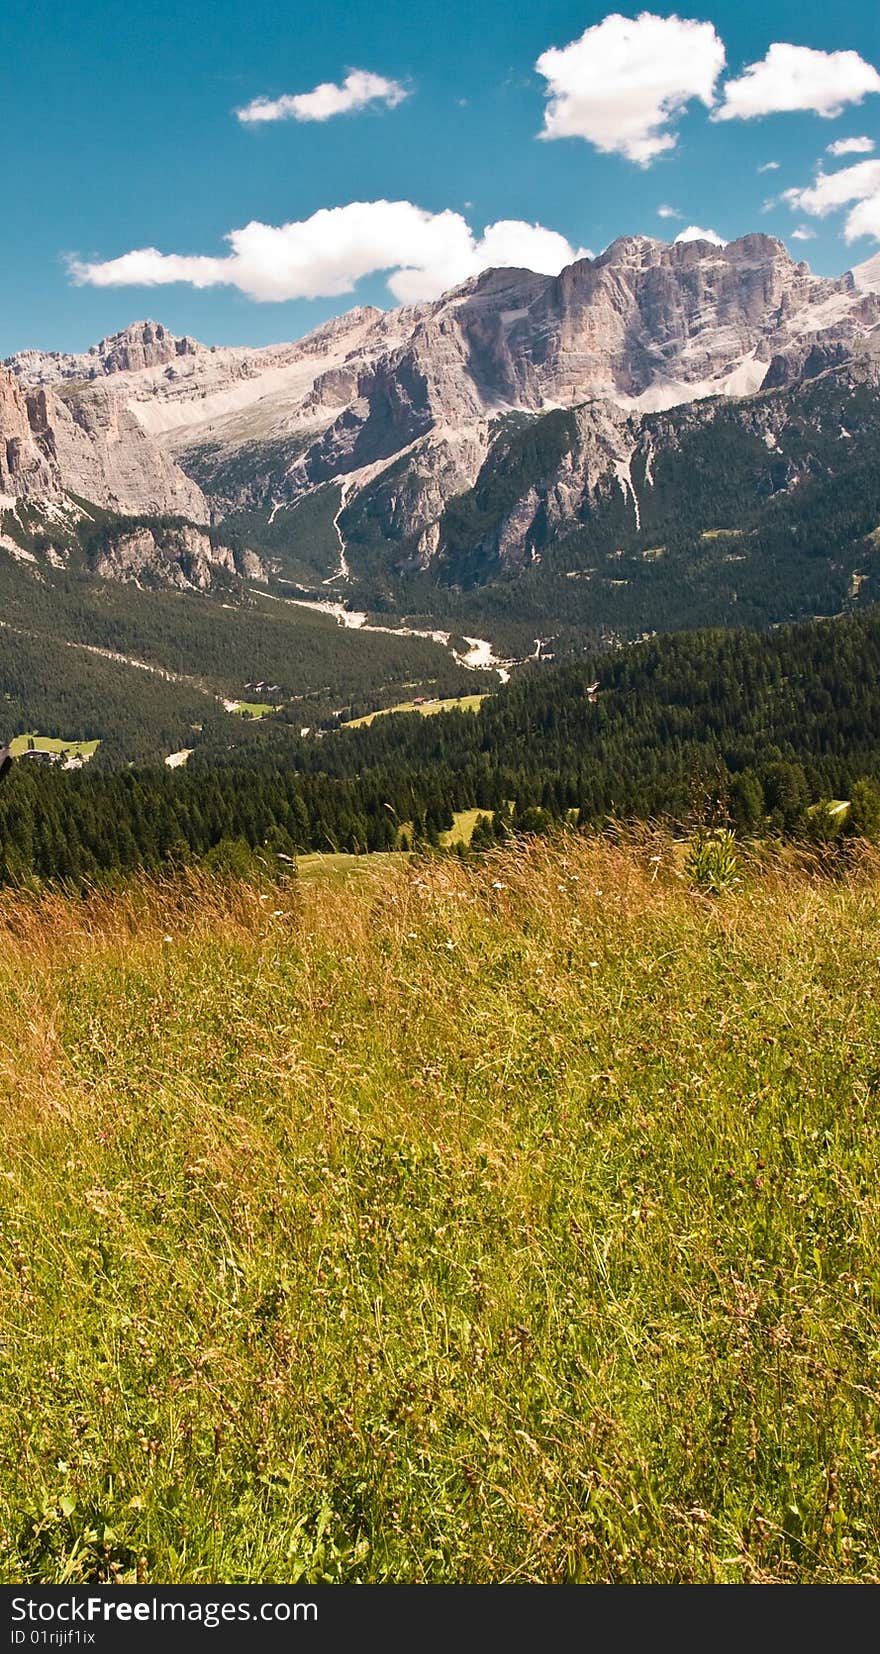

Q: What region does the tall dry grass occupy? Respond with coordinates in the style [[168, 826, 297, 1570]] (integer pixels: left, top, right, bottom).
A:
[[1, 833, 879, 1582]]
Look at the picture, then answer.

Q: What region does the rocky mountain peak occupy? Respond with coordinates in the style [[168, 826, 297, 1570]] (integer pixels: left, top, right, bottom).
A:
[[596, 234, 664, 269], [89, 320, 201, 376], [720, 232, 793, 266], [4, 320, 202, 387]]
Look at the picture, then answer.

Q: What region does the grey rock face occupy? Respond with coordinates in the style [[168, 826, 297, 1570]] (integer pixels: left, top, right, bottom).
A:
[[0, 363, 209, 522], [0, 369, 59, 498], [90, 523, 265, 590], [50, 383, 209, 520]]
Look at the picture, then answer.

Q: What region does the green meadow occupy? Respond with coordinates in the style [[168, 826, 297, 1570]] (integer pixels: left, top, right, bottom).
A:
[[0, 835, 878, 1583], [8, 734, 100, 760], [344, 694, 488, 728]]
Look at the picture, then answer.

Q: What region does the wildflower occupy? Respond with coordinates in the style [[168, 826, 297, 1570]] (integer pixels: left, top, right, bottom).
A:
[[589, 961, 599, 969], [163, 935, 173, 944], [492, 880, 506, 890]]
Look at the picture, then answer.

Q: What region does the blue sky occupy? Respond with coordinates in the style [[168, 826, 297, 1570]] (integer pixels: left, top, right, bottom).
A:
[[1, 1, 878, 355]]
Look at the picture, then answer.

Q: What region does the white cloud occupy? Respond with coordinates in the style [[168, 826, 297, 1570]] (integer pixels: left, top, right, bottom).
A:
[[68, 201, 586, 306], [827, 135, 875, 156], [847, 194, 880, 240], [673, 225, 726, 246], [757, 160, 780, 172], [781, 158, 880, 242], [790, 226, 816, 241], [782, 159, 880, 215], [657, 203, 682, 219], [715, 43, 880, 122], [236, 70, 409, 125], [535, 12, 725, 165]]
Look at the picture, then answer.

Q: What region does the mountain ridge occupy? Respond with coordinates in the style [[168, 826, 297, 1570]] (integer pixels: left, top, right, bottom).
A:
[[3, 232, 880, 595]]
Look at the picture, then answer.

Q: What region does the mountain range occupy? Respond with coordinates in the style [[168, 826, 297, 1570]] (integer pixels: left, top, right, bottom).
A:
[[3, 231, 880, 764], [3, 232, 880, 592]]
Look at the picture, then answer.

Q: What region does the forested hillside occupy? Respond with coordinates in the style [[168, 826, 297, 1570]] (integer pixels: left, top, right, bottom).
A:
[[0, 554, 493, 764], [3, 606, 880, 885]]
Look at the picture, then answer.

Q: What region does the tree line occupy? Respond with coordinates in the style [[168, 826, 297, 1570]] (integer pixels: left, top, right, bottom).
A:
[[3, 606, 880, 884]]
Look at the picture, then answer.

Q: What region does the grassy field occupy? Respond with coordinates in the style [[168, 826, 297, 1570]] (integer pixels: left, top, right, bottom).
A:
[[8, 734, 100, 760], [439, 808, 487, 848], [0, 834, 879, 1583], [294, 850, 410, 886], [345, 694, 488, 729], [224, 701, 278, 719]]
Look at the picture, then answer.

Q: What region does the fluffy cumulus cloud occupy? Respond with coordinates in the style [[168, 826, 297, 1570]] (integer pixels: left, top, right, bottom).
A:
[[791, 226, 816, 241], [757, 160, 780, 173], [535, 12, 725, 165], [673, 225, 726, 246], [714, 44, 880, 122], [236, 70, 408, 125], [68, 201, 587, 306], [782, 159, 880, 215], [657, 203, 682, 219], [781, 158, 880, 242], [849, 196, 880, 240], [827, 135, 875, 156]]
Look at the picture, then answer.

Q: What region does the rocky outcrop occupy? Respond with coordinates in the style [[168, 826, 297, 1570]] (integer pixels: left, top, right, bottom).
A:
[[5, 306, 416, 446], [7, 321, 200, 386], [89, 524, 265, 590], [0, 369, 59, 499], [93, 321, 199, 377]]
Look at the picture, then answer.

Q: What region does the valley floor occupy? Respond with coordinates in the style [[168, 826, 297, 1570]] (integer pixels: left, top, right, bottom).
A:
[[0, 836, 878, 1582]]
